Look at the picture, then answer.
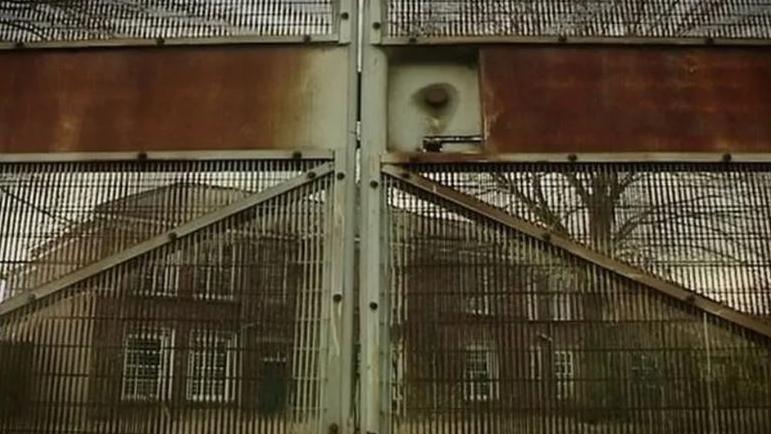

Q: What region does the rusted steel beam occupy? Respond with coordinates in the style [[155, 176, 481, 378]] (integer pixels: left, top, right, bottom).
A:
[[382, 36, 771, 46], [381, 151, 771, 164], [382, 164, 771, 341], [0, 46, 347, 153], [480, 46, 771, 153]]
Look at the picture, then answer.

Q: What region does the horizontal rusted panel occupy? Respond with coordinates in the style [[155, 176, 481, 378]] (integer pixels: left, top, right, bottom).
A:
[[481, 47, 771, 153], [0, 45, 347, 153]]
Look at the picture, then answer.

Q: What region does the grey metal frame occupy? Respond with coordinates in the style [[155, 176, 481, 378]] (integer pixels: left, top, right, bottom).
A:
[[382, 152, 771, 164], [0, 34, 341, 51], [0, 150, 335, 163], [379, 35, 771, 46]]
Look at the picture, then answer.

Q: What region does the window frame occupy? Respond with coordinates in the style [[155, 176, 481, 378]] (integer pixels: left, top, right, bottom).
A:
[[194, 242, 239, 301], [463, 343, 499, 402], [134, 251, 180, 298], [121, 328, 174, 402], [526, 281, 539, 321], [551, 292, 575, 321], [464, 267, 493, 316], [553, 350, 575, 400], [185, 329, 238, 403]]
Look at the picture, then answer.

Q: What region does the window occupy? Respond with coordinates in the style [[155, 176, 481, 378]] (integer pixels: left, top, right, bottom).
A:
[[526, 292, 538, 321], [463, 344, 499, 401], [553, 350, 575, 399], [195, 243, 238, 301], [465, 268, 492, 315], [524, 279, 540, 320], [135, 252, 180, 297], [121, 329, 174, 401], [528, 345, 542, 380], [551, 292, 575, 321], [186, 330, 237, 403]]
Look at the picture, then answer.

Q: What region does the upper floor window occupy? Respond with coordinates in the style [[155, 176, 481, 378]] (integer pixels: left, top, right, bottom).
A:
[[526, 281, 539, 321], [551, 292, 576, 321], [134, 251, 180, 297], [465, 268, 492, 315], [553, 350, 575, 400], [195, 242, 239, 301], [463, 343, 499, 401], [186, 330, 238, 403], [121, 328, 174, 401]]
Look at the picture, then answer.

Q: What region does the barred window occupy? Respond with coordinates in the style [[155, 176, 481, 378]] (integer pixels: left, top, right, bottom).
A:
[[463, 344, 499, 401], [195, 243, 239, 301], [465, 268, 492, 315], [526, 284, 539, 321], [135, 252, 180, 297], [121, 329, 174, 401], [552, 293, 575, 321], [186, 330, 238, 403], [554, 350, 575, 400]]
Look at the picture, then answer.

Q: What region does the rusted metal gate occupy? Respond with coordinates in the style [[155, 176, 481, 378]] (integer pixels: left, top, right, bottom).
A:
[[2, 1, 771, 434], [0, 155, 350, 434], [359, 1, 771, 434], [0, 1, 357, 434]]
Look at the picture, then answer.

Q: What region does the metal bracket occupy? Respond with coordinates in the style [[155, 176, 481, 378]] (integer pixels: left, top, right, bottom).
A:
[[0, 162, 334, 317], [382, 164, 771, 341]]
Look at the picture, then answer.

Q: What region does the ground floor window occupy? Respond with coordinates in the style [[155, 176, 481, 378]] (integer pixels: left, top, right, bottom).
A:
[[463, 343, 499, 401], [121, 328, 174, 401], [554, 350, 575, 400], [186, 330, 238, 403]]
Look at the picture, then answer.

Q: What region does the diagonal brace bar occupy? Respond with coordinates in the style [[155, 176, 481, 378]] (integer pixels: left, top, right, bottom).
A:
[[0, 162, 334, 317], [382, 164, 771, 341]]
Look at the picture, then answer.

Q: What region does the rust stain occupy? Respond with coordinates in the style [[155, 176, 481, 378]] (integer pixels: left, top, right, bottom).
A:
[[0, 45, 312, 153], [480, 46, 771, 153]]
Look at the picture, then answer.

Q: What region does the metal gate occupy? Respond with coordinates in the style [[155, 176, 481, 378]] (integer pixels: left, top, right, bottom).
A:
[[0, 152, 353, 434], [364, 160, 771, 434], [3, 1, 771, 434]]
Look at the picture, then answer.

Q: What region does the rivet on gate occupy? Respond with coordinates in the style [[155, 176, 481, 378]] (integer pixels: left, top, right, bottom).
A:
[[168, 232, 178, 241], [292, 151, 303, 160], [340, 12, 350, 20], [567, 154, 578, 162], [336, 172, 346, 180], [307, 171, 317, 180], [722, 153, 733, 163], [369, 302, 378, 310], [370, 180, 379, 188], [333, 294, 343, 303]]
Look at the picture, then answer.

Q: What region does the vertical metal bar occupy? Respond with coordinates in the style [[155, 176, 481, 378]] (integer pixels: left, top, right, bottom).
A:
[[360, 0, 389, 428]]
